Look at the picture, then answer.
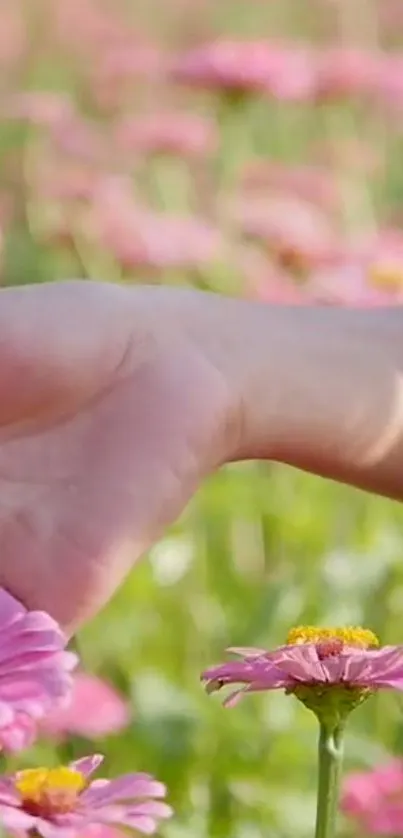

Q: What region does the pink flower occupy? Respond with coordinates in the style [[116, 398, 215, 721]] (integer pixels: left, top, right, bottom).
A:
[[233, 195, 336, 272], [240, 249, 308, 305], [78, 826, 123, 838], [90, 43, 164, 111], [202, 626, 403, 708], [341, 760, 403, 834], [0, 2, 26, 72], [376, 54, 403, 110], [241, 160, 339, 212], [89, 179, 222, 271], [170, 40, 316, 100], [41, 673, 130, 740], [0, 755, 173, 837], [114, 112, 218, 159], [315, 48, 381, 100], [308, 261, 400, 308], [0, 588, 77, 752], [309, 228, 403, 307], [2, 92, 75, 128]]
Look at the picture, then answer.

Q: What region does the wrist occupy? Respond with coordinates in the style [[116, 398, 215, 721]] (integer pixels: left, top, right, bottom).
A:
[[189, 291, 403, 497]]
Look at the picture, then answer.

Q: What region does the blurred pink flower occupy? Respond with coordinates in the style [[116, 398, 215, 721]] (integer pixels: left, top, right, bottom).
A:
[[0, 588, 76, 752], [170, 40, 317, 100], [308, 261, 396, 307], [114, 111, 218, 158], [202, 626, 403, 707], [0, 2, 26, 71], [252, 272, 307, 305], [309, 228, 403, 306], [0, 755, 172, 837], [341, 760, 403, 834], [89, 178, 222, 271], [95, 43, 164, 86], [42, 673, 130, 740], [233, 195, 336, 272], [241, 160, 339, 211], [37, 161, 99, 202], [377, 0, 403, 33], [376, 54, 403, 110], [90, 43, 164, 111], [240, 249, 307, 305], [3, 92, 74, 128], [50, 0, 133, 57], [315, 47, 381, 100], [79, 826, 122, 838]]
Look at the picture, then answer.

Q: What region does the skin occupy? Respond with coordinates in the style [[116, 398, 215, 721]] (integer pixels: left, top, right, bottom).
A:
[[0, 279, 402, 633]]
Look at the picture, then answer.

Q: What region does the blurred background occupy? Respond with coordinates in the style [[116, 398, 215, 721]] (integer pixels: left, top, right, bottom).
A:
[[2, 0, 403, 835]]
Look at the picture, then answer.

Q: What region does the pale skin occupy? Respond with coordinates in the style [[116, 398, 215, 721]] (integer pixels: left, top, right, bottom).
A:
[[0, 279, 403, 633]]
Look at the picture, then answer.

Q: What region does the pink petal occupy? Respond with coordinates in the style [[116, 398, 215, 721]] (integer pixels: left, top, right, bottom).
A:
[[226, 647, 269, 658], [70, 755, 104, 779], [0, 633, 65, 670], [0, 714, 36, 752], [37, 821, 78, 838], [223, 688, 248, 707], [203, 660, 279, 684], [0, 804, 37, 831], [16, 611, 62, 635], [109, 815, 159, 835], [340, 647, 403, 686], [0, 590, 25, 629], [223, 675, 288, 707], [83, 775, 166, 807], [0, 702, 14, 727], [0, 780, 21, 806], [77, 826, 122, 838], [274, 645, 328, 683], [42, 674, 129, 740], [124, 802, 173, 818], [321, 655, 353, 683]]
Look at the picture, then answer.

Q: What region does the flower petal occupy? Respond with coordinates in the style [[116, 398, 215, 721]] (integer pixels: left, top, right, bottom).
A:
[[0, 714, 36, 752], [0, 804, 37, 831], [226, 647, 269, 658], [273, 645, 328, 683], [124, 802, 173, 819], [0, 590, 25, 629], [70, 755, 104, 778], [105, 815, 159, 835], [36, 819, 79, 838], [83, 775, 166, 807]]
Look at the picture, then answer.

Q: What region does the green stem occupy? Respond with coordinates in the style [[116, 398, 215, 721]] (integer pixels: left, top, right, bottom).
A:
[[315, 724, 344, 838]]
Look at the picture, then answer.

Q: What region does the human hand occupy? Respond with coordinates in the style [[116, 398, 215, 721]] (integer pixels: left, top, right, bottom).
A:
[[0, 279, 401, 633], [0, 280, 237, 632]]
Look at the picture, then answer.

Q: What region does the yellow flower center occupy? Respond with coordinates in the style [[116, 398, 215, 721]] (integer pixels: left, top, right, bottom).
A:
[[286, 625, 379, 650], [369, 260, 403, 292], [16, 767, 86, 816]]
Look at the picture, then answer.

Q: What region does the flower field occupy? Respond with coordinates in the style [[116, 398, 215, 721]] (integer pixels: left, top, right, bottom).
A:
[[2, 0, 403, 835]]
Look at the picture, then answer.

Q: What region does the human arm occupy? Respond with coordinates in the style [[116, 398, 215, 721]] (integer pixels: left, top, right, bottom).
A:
[[192, 295, 403, 500], [0, 280, 402, 630]]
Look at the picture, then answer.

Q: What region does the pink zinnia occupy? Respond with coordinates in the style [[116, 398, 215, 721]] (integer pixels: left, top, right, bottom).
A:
[[114, 112, 218, 159], [90, 179, 222, 272], [0, 755, 172, 837], [202, 626, 403, 707], [233, 195, 336, 272], [315, 48, 381, 100], [0, 589, 76, 752], [341, 760, 403, 834], [41, 673, 130, 740], [170, 40, 316, 101]]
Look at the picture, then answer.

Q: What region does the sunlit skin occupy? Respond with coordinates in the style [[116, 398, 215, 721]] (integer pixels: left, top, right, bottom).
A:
[[0, 280, 403, 633]]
